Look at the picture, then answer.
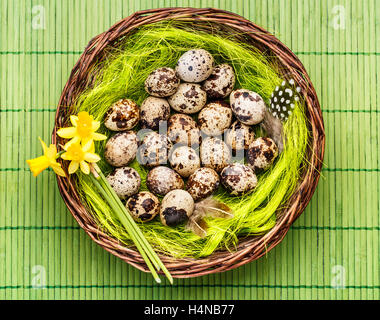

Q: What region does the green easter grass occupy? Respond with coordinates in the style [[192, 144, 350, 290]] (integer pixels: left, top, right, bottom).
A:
[[73, 22, 309, 258]]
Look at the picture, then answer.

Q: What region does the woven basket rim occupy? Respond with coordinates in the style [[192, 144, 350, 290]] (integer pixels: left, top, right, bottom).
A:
[[53, 7, 325, 278]]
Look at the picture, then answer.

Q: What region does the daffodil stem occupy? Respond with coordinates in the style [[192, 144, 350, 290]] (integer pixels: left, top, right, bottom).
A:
[[89, 174, 162, 284], [92, 164, 173, 284], [95, 174, 160, 270], [56, 150, 65, 158]]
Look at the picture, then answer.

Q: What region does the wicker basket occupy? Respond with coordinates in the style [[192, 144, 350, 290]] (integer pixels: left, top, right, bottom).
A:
[[53, 8, 325, 278]]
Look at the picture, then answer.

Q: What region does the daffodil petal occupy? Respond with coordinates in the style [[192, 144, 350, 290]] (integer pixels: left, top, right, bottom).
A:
[[70, 115, 78, 126], [82, 139, 94, 152], [63, 136, 80, 150], [26, 156, 50, 177], [68, 161, 79, 174], [92, 120, 100, 131], [88, 143, 95, 153], [82, 136, 93, 147], [80, 161, 90, 175], [84, 152, 101, 163], [51, 164, 66, 177], [57, 127, 77, 139], [38, 137, 48, 154], [92, 132, 107, 141], [46, 144, 57, 161], [78, 111, 91, 119], [60, 152, 69, 160]]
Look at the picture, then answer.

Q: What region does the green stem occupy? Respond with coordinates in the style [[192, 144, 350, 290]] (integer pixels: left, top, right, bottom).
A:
[[89, 174, 161, 283], [94, 165, 173, 284], [96, 175, 161, 270], [56, 150, 65, 158]]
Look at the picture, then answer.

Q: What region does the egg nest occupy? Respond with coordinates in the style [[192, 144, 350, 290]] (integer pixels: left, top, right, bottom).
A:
[[74, 22, 309, 258]]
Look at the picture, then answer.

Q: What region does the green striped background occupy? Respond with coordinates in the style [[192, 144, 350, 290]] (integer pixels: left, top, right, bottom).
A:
[[0, 0, 379, 300]]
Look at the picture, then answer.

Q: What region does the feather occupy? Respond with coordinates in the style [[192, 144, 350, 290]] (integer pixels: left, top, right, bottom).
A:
[[264, 78, 302, 153], [268, 79, 301, 121], [185, 197, 233, 238], [261, 109, 285, 153], [186, 217, 208, 238]]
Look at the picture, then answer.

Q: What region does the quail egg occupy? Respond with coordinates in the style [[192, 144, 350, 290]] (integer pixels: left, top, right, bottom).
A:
[[225, 121, 255, 151], [167, 113, 201, 147], [175, 49, 214, 83], [160, 190, 194, 226], [230, 89, 266, 125], [169, 146, 200, 178], [126, 191, 160, 222], [202, 64, 235, 98], [168, 83, 207, 114], [104, 131, 138, 167], [140, 96, 170, 130], [146, 166, 184, 196], [186, 167, 220, 201], [220, 163, 257, 195], [198, 101, 232, 136], [104, 99, 140, 131], [200, 137, 231, 173], [144, 67, 180, 97], [137, 132, 172, 168], [247, 137, 279, 171], [107, 167, 141, 199]]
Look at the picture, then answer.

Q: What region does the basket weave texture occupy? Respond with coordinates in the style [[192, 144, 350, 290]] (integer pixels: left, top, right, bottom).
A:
[[53, 8, 325, 278]]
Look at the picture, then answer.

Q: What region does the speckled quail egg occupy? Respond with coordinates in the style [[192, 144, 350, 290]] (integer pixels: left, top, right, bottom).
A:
[[104, 131, 138, 167], [168, 83, 207, 114], [104, 99, 140, 131], [167, 113, 201, 147], [107, 167, 141, 199], [140, 96, 170, 130], [186, 167, 220, 201], [169, 146, 200, 178], [137, 132, 172, 168], [144, 67, 180, 97], [202, 64, 235, 98], [230, 89, 266, 125], [247, 137, 279, 171], [175, 49, 214, 83], [200, 137, 231, 173], [126, 191, 160, 222], [198, 101, 232, 136], [146, 166, 184, 196], [220, 163, 257, 195], [160, 190, 194, 226], [225, 121, 255, 151]]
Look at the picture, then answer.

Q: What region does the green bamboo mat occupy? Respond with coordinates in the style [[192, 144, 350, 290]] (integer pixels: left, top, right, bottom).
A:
[[0, 0, 379, 300]]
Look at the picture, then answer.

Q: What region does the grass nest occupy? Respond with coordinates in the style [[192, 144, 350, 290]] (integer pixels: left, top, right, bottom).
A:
[[68, 21, 309, 259]]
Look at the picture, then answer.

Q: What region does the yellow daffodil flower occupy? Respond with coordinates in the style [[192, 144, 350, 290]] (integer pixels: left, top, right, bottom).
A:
[[26, 138, 66, 177], [61, 140, 101, 175], [57, 111, 107, 149]]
